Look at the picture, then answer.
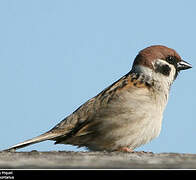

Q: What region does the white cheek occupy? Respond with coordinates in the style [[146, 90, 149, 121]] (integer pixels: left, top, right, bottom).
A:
[[152, 59, 177, 86], [168, 65, 176, 80]]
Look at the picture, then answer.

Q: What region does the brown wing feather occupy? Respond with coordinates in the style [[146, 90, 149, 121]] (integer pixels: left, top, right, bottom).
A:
[[53, 72, 153, 144]]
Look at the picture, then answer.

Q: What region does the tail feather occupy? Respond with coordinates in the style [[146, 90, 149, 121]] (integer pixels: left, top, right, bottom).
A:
[[3, 132, 60, 151]]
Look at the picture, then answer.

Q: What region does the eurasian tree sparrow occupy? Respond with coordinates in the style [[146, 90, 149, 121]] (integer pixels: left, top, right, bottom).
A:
[[4, 45, 192, 152]]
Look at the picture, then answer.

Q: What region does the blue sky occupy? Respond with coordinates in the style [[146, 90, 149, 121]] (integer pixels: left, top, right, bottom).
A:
[[0, 0, 195, 153]]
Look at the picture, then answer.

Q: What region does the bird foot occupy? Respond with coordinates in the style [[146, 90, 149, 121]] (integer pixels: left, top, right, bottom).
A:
[[118, 147, 134, 153]]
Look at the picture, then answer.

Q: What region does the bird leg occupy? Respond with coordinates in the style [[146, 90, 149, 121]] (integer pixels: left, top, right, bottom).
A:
[[118, 147, 134, 153]]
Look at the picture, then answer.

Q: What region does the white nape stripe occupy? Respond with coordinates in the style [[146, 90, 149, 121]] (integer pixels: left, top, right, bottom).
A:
[[132, 59, 176, 90]]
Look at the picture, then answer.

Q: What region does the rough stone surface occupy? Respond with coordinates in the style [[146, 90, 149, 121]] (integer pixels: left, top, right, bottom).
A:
[[0, 151, 196, 169]]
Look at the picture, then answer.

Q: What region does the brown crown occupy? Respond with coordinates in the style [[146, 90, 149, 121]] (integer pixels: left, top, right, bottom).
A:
[[133, 45, 182, 69]]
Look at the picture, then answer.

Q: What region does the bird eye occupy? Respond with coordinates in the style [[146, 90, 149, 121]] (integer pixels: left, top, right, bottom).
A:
[[166, 56, 177, 66]]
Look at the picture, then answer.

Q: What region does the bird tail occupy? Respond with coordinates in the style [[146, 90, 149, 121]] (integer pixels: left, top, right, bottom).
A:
[[3, 132, 60, 151]]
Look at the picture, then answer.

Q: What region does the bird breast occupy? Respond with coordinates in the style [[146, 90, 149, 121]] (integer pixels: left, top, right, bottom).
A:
[[84, 84, 168, 151]]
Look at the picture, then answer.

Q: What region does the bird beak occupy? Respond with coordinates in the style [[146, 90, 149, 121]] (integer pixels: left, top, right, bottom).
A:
[[177, 60, 192, 71]]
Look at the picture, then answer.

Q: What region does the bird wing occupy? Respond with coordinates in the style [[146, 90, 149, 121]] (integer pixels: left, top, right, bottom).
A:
[[4, 72, 152, 151], [52, 72, 153, 144]]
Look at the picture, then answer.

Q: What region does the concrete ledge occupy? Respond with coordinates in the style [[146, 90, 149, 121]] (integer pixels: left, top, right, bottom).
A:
[[0, 151, 196, 169]]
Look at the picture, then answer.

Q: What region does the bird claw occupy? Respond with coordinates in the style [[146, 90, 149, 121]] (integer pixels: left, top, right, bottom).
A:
[[118, 147, 134, 153]]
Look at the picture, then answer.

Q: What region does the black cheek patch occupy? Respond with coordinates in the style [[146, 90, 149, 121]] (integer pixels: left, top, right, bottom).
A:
[[155, 64, 171, 76]]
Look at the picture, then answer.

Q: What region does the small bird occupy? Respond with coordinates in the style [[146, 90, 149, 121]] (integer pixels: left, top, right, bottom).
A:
[[4, 45, 192, 152]]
